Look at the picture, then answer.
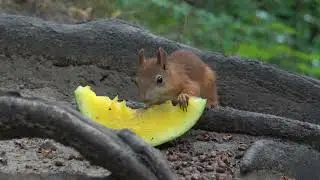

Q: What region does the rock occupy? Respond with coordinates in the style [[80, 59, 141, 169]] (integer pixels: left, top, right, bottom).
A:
[[238, 144, 248, 151], [25, 165, 32, 169], [215, 173, 232, 180], [199, 155, 206, 162], [209, 151, 217, 158], [205, 165, 214, 172], [39, 141, 57, 151], [0, 157, 8, 166], [14, 141, 25, 149], [240, 139, 320, 180], [235, 151, 244, 159], [222, 134, 233, 141], [218, 160, 227, 169], [192, 156, 199, 162], [54, 160, 64, 167], [216, 167, 226, 173], [191, 173, 200, 180], [178, 153, 190, 161], [68, 154, 84, 161]]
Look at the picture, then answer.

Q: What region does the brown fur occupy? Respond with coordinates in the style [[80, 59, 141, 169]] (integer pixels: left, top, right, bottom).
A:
[[136, 48, 219, 109]]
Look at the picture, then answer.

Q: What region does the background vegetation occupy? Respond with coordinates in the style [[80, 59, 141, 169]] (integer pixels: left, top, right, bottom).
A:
[[9, 0, 320, 79]]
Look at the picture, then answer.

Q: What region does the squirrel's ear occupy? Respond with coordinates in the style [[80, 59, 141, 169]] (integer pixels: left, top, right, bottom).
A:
[[138, 48, 145, 66], [157, 47, 167, 70]]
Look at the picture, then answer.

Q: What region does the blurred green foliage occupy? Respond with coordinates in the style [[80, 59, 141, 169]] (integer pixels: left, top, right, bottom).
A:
[[83, 0, 320, 79]]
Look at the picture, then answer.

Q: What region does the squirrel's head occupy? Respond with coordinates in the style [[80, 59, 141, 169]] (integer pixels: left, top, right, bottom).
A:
[[135, 47, 171, 105]]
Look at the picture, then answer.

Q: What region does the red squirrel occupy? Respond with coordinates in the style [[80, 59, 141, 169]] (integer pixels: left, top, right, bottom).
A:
[[136, 47, 219, 111]]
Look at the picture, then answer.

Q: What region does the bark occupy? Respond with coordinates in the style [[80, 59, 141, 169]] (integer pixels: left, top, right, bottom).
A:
[[0, 91, 177, 180]]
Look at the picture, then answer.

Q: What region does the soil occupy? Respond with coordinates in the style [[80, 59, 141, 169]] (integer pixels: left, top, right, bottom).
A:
[[0, 1, 296, 180]]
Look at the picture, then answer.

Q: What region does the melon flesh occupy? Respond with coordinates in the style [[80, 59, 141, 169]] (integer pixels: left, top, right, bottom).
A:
[[74, 86, 207, 146]]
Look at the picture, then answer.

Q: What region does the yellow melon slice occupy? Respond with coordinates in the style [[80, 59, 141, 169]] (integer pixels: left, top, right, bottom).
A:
[[74, 85, 206, 146]]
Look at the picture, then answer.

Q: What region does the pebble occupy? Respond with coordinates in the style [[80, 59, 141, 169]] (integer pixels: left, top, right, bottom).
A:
[[25, 164, 32, 169], [235, 151, 244, 159], [209, 151, 217, 158], [199, 155, 206, 162], [191, 173, 200, 180], [216, 173, 232, 180], [196, 166, 204, 172], [223, 134, 233, 141], [181, 161, 188, 167], [238, 144, 248, 151], [54, 160, 64, 167], [178, 153, 190, 160], [192, 156, 199, 161], [222, 156, 230, 165], [182, 170, 191, 176], [39, 141, 57, 151], [0, 157, 7, 166], [68, 154, 84, 161], [218, 160, 227, 168], [205, 165, 214, 172], [216, 167, 226, 173], [167, 154, 178, 161]]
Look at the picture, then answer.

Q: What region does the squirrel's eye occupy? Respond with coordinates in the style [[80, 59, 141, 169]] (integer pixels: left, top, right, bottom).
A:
[[156, 75, 163, 84]]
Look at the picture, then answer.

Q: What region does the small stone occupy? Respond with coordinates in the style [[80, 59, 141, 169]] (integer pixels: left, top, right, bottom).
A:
[[39, 141, 57, 151], [205, 165, 214, 172], [186, 166, 193, 172], [227, 152, 233, 157], [181, 161, 188, 167], [235, 151, 244, 159], [19, 84, 25, 89], [166, 150, 174, 156], [46, 153, 54, 159], [182, 170, 191, 176], [185, 175, 192, 180], [68, 154, 84, 161], [54, 161, 64, 167], [221, 155, 230, 165], [14, 141, 25, 149], [225, 174, 233, 180], [280, 176, 291, 180], [25, 165, 32, 169], [196, 166, 204, 172], [201, 176, 209, 180], [0, 157, 7, 166], [223, 134, 232, 141], [192, 156, 199, 161], [216, 173, 232, 180], [216, 167, 226, 173], [167, 154, 178, 161], [199, 155, 206, 162], [178, 153, 189, 160], [191, 173, 200, 180], [238, 144, 248, 151], [0, 151, 5, 156], [218, 160, 227, 168], [209, 151, 217, 158]]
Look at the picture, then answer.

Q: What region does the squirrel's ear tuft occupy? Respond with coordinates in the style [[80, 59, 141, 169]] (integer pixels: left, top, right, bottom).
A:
[[157, 47, 168, 70], [138, 48, 145, 66]]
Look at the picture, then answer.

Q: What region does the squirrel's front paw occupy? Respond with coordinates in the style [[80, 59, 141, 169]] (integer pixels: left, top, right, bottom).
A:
[[177, 93, 189, 112]]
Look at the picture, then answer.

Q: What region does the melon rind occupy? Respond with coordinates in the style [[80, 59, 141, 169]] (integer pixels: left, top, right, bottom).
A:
[[74, 85, 207, 146]]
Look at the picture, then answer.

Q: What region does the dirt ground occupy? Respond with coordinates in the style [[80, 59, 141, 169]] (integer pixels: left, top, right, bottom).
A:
[[0, 1, 295, 180]]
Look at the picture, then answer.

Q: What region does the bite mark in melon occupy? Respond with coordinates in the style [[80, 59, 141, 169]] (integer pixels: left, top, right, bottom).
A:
[[74, 85, 207, 146]]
